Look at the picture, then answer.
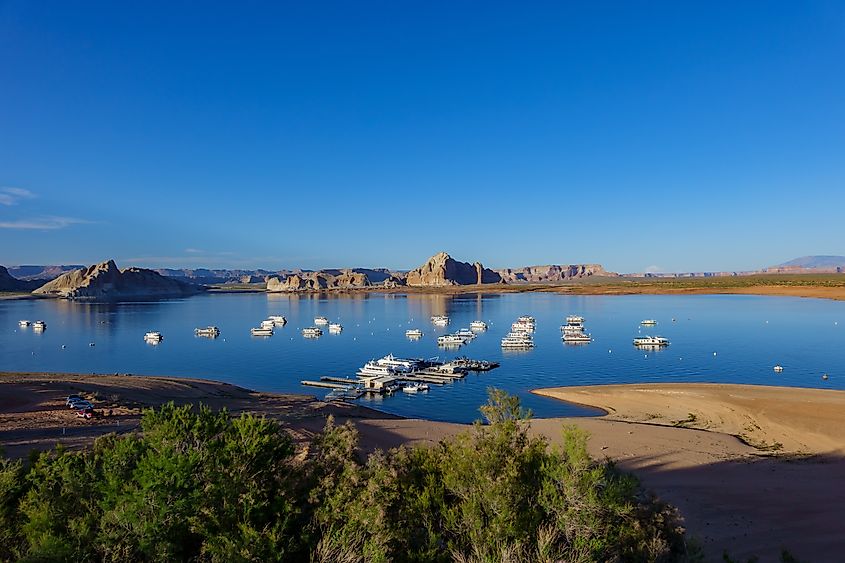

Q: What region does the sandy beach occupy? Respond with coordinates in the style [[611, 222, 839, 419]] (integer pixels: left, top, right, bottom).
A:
[[3, 374, 844, 561]]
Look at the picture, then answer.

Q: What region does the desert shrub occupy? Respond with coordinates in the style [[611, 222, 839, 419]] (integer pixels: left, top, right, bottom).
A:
[[0, 391, 698, 562]]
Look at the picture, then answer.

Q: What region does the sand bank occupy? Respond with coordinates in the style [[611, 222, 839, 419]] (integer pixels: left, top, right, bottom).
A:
[[532, 383, 845, 455]]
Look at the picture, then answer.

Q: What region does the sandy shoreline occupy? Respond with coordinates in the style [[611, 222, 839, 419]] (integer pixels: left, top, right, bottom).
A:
[[532, 383, 845, 455], [2, 373, 844, 560]]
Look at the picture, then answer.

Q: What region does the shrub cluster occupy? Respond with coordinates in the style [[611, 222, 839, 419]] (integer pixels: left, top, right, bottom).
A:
[[0, 390, 697, 562]]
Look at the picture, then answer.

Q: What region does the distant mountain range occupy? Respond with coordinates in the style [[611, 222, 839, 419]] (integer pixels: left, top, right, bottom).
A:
[[2, 254, 844, 295], [769, 256, 845, 271]]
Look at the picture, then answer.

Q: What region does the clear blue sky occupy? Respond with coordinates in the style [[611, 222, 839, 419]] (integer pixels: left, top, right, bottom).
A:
[[1, 1, 843, 273]]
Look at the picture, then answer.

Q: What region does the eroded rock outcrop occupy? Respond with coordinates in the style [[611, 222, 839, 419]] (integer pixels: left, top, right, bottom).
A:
[[32, 260, 204, 300], [495, 264, 614, 283], [266, 270, 372, 292], [405, 252, 502, 287]]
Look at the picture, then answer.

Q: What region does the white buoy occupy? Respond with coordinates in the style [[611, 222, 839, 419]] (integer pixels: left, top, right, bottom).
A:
[[713, 352, 717, 356], [61, 345, 66, 349]]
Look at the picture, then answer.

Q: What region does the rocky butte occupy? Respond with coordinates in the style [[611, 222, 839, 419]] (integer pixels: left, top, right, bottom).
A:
[[32, 260, 204, 301], [404, 251, 502, 286]]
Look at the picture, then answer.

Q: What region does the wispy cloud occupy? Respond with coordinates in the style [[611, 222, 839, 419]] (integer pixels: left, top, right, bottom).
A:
[[0, 216, 90, 230], [0, 187, 36, 206]]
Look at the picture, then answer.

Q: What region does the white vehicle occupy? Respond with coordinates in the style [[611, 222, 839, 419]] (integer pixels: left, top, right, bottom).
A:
[[431, 315, 450, 326], [405, 329, 423, 338], [251, 327, 274, 336], [144, 331, 163, 341], [314, 316, 329, 325], [194, 326, 220, 337], [302, 327, 323, 337], [33, 320, 47, 330], [501, 332, 534, 348], [328, 323, 343, 333], [640, 319, 657, 326], [18, 320, 30, 327], [633, 336, 669, 347], [470, 320, 488, 331], [268, 315, 287, 325]]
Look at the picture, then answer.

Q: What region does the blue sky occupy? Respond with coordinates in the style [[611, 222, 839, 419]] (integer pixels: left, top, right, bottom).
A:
[[1, 1, 843, 273]]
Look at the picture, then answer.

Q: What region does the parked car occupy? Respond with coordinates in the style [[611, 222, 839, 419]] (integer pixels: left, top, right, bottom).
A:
[[68, 399, 93, 410], [65, 395, 83, 406], [76, 407, 96, 420]]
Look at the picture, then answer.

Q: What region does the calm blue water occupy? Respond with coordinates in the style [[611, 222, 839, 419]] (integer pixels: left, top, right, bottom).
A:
[[2, 292, 844, 423]]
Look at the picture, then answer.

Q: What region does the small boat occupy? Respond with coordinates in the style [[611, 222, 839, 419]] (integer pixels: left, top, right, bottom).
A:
[[633, 336, 669, 347], [470, 320, 487, 331], [314, 316, 329, 325], [358, 361, 399, 378], [640, 319, 658, 326], [402, 382, 429, 393], [405, 329, 423, 338], [511, 321, 534, 333], [501, 332, 534, 348], [376, 354, 421, 372], [250, 327, 273, 336], [773, 365, 784, 372], [302, 326, 323, 338], [431, 315, 450, 326], [33, 320, 47, 330], [565, 315, 584, 326], [454, 328, 476, 339], [563, 331, 591, 343], [260, 319, 276, 329], [268, 315, 286, 325], [144, 331, 163, 341], [194, 326, 220, 337], [438, 334, 466, 346], [328, 323, 343, 333], [517, 315, 535, 324], [18, 320, 30, 327], [561, 324, 585, 334]]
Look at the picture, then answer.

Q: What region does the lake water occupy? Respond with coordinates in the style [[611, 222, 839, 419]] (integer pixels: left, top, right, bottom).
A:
[[2, 292, 844, 423]]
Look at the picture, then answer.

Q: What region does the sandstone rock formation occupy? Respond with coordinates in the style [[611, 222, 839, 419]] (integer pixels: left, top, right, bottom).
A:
[[266, 270, 373, 292], [32, 260, 204, 300], [405, 252, 502, 287], [495, 264, 614, 283]]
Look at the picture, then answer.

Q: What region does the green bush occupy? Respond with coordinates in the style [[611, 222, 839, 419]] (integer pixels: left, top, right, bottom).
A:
[[0, 390, 698, 562]]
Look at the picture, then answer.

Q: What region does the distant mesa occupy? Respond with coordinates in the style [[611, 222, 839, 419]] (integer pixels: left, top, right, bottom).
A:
[[0, 266, 43, 292], [32, 259, 204, 300], [496, 264, 614, 283], [266, 269, 379, 292], [6, 264, 84, 281], [766, 255, 845, 274]]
